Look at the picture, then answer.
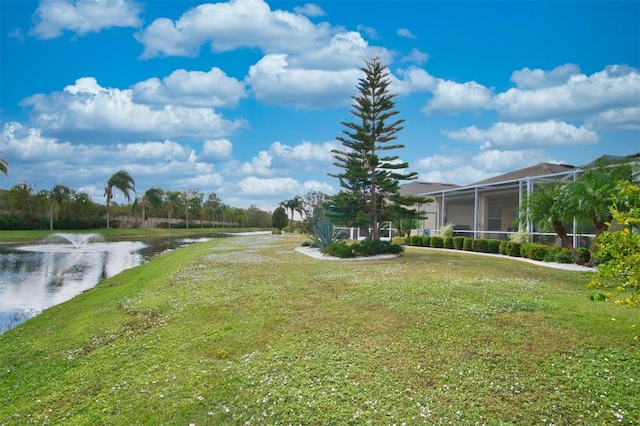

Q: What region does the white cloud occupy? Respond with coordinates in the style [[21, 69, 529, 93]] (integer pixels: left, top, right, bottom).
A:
[[419, 167, 493, 186], [178, 173, 225, 188], [401, 48, 429, 65], [492, 65, 640, 121], [132, 67, 247, 108], [416, 149, 565, 185], [135, 0, 333, 59], [510, 63, 581, 90], [291, 31, 374, 70], [423, 79, 493, 114], [357, 25, 379, 40], [116, 140, 192, 162], [393, 66, 437, 95], [247, 54, 360, 108], [585, 107, 640, 132], [472, 149, 558, 173], [397, 28, 416, 39], [301, 180, 334, 194], [416, 153, 467, 171], [235, 176, 333, 196], [1, 121, 74, 160], [237, 176, 299, 195], [201, 139, 233, 160], [294, 3, 325, 17], [239, 151, 274, 176], [270, 140, 335, 162], [30, 0, 142, 39], [443, 120, 599, 148], [21, 77, 246, 141]]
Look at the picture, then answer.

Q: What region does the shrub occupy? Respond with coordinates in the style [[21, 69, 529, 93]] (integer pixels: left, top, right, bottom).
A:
[[545, 247, 574, 264], [520, 242, 550, 261], [0, 214, 27, 230], [353, 239, 404, 256], [321, 241, 355, 258], [499, 241, 508, 255], [505, 241, 521, 257], [577, 247, 591, 264], [471, 239, 488, 253], [421, 236, 431, 247], [321, 239, 403, 258], [392, 236, 407, 246], [430, 236, 444, 248], [508, 229, 531, 244], [409, 235, 422, 246], [443, 237, 454, 249], [463, 238, 474, 251], [440, 222, 455, 238], [453, 237, 465, 250], [487, 239, 501, 254]]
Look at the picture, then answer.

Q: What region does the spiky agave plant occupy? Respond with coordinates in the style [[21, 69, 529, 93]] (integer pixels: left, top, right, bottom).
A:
[[310, 220, 346, 248]]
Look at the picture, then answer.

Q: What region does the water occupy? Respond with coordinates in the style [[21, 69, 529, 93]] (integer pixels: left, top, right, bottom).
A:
[[0, 233, 215, 334]]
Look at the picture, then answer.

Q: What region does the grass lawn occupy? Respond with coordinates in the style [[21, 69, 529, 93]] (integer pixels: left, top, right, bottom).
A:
[[1, 234, 638, 425]]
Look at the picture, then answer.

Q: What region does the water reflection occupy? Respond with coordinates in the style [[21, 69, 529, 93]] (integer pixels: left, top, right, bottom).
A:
[[0, 234, 214, 334]]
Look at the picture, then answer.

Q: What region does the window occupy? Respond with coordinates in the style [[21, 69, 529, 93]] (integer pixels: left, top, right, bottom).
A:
[[488, 205, 501, 231]]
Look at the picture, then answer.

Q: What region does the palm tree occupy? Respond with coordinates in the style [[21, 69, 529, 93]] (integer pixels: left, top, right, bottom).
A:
[[215, 204, 227, 227], [163, 191, 183, 228], [521, 182, 584, 265], [566, 159, 633, 262], [0, 152, 7, 176], [233, 207, 247, 228], [104, 170, 135, 228], [135, 187, 163, 228], [280, 196, 303, 228], [204, 192, 222, 226], [47, 184, 71, 230]]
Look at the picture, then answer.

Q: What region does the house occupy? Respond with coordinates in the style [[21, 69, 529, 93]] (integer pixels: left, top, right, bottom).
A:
[[405, 152, 640, 246]]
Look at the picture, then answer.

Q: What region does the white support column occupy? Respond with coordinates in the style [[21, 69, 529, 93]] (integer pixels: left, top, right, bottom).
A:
[[474, 187, 479, 238], [518, 180, 523, 231], [573, 171, 579, 248], [441, 191, 446, 230], [526, 179, 533, 234]]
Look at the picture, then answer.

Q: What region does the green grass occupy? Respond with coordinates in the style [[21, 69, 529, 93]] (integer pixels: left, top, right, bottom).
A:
[[1, 234, 638, 425]]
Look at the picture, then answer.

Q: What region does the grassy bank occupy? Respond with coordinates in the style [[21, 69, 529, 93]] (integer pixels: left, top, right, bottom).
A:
[[1, 234, 638, 425]]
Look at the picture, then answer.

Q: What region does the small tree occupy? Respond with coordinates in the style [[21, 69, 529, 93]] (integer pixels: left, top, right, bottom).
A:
[[328, 56, 419, 240], [300, 190, 325, 235], [520, 182, 584, 265], [588, 181, 640, 306], [566, 159, 633, 262], [272, 206, 288, 232], [104, 170, 135, 229]]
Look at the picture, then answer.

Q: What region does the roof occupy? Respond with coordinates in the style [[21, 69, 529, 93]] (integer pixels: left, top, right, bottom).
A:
[[470, 163, 577, 186], [581, 152, 640, 168], [399, 181, 461, 196]]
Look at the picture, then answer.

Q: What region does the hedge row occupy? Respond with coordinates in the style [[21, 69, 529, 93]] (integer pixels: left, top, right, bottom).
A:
[[0, 214, 107, 230], [395, 235, 589, 265]]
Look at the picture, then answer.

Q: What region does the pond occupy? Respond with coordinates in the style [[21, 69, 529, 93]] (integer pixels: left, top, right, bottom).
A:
[[0, 233, 219, 334]]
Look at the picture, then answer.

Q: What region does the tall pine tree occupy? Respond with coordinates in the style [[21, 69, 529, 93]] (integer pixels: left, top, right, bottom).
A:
[[328, 56, 423, 240]]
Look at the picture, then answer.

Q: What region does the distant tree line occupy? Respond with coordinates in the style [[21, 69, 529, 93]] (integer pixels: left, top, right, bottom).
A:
[[0, 180, 273, 230]]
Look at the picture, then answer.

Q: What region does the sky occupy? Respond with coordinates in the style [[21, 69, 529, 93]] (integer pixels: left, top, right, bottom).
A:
[[1, 0, 639, 212]]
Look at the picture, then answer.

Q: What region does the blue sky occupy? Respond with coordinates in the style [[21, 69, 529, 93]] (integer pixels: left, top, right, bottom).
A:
[[1, 0, 639, 211]]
